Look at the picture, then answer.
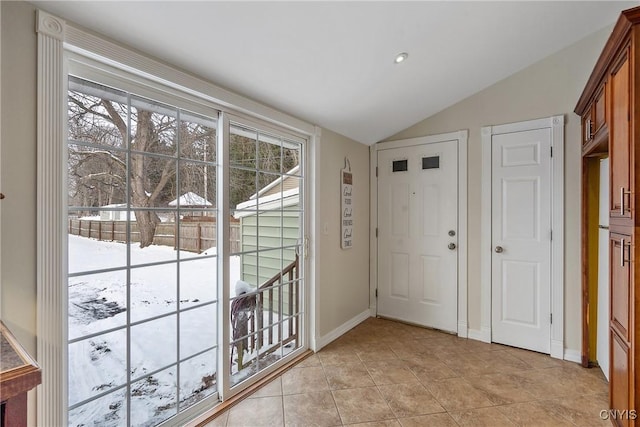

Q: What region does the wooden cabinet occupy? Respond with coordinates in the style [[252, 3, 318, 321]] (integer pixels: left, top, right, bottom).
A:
[[1, 322, 41, 427], [577, 6, 640, 426], [610, 48, 633, 223], [582, 82, 609, 156]]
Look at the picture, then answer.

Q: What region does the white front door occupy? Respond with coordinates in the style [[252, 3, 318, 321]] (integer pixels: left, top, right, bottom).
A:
[[377, 140, 458, 332], [491, 128, 552, 353]]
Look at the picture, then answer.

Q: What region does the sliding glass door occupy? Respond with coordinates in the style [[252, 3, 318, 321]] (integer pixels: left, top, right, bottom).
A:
[[227, 120, 304, 388], [66, 76, 305, 426]]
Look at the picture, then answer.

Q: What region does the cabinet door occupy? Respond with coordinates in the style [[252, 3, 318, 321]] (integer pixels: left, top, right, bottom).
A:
[[582, 110, 593, 146], [609, 232, 632, 341], [610, 49, 633, 221], [594, 83, 607, 135], [611, 330, 632, 427]]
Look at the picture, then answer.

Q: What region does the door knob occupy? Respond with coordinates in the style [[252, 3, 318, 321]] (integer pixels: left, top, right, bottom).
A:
[[448, 243, 457, 250], [495, 246, 504, 253]]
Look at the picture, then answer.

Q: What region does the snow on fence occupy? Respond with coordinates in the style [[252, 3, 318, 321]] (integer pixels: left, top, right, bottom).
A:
[[68, 218, 241, 253]]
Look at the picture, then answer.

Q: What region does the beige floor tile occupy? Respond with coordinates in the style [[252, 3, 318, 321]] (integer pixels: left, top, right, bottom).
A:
[[471, 350, 533, 374], [538, 393, 611, 426], [505, 347, 565, 369], [449, 407, 516, 426], [364, 359, 418, 385], [344, 421, 401, 427], [203, 410, 228, 427], [283, 391, 341, 427], [425, 377, 494, 411], [216, 318, 613, 427], [318, 347, 361, 366], [497, 401, 575, 427], [405, 358, 459, 384], [437, 353, 490, 377], [227, 396, 283, 426], [465, 373, 537, 405], [249, 377, 282, 398], [282, 366, 329, 395], [296, 353, 322, 368], [506, 369, 577, 400], [324, 362, 375, 390], [377, 382, 445, 418], [332, 386, 395, 424], [398, 413, 459, 427], [356, 344, 398, 362]]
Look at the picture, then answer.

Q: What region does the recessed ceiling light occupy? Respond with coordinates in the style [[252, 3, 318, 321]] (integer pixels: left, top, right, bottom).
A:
[[394, 52, 408, 64]]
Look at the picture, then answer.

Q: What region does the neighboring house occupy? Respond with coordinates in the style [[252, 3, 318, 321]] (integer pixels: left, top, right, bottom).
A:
[[234, 167, 301, 313], [168, 191, 214, 221], [99, 203, 127, 221]]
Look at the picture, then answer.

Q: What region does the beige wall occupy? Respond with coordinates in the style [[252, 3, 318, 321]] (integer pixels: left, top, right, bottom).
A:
[[1, 1, 38, 355], [388, 25, 612, 353], [317, 129, 370, 338]]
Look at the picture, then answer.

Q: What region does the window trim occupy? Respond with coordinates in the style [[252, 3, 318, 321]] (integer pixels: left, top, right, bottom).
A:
[[37, 9, 316, 426]]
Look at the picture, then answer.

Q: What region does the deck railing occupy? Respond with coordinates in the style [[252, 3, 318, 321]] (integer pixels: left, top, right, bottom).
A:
[[231, 254, 300, 370]]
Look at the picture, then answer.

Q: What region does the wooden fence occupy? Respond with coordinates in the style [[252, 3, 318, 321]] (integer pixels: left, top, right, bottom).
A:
[[68, 218, 240, 253]]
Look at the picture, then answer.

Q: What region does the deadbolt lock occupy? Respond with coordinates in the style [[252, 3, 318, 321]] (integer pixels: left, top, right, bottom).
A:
[[448, 230, 456, 237]]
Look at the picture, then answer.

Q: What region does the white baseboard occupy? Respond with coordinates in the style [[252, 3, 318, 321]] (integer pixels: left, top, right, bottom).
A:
[[315, 309, 372, 351], [550, 339, 564, 360], [468, 327, 491, 343], [457, 321, 468, 338], [563, 348, 582, 364]]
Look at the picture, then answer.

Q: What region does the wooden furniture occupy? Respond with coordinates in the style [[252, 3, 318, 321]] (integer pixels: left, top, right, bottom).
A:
[[576, 6, 640, 426], [0, 321, 41, 427]]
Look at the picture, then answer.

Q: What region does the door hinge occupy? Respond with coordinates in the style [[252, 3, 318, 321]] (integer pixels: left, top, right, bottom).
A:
[[376, 228, 378, 238], [376, 166, 378, 177], [550, 313, 553, 324], [550, 230, 553, 241], [550, 146, 553, 157], [375, 288, 378, 298]]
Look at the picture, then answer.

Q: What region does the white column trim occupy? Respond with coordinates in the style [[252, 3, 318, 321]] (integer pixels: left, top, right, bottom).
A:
[[550, 115, 565, 359], [370, 130, 468, 337], [36, 9, 67, 426], [457, 130, 469, 338], [480, 115, 565, 357], [369, 145, 378, 317], [309, 126, 322, 352], [480, 126, 493, 343]]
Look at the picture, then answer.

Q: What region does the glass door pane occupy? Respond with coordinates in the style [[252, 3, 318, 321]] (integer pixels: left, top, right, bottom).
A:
[[67, 76, 219, 426], [228, 121, 304, 389]]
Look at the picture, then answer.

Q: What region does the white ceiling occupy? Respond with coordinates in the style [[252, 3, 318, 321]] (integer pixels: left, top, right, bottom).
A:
[[32, 1, 638, 144]]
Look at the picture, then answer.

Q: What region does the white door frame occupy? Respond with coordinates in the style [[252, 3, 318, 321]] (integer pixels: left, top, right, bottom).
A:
[[370, 130, 468, 337], [480, 116, 564, 359]]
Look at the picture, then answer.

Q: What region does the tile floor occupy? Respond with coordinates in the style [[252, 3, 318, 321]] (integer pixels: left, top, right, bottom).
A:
[[205, 318, 610, 426]]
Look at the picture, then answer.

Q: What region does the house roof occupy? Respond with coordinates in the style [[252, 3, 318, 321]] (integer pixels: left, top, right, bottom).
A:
[[168, 192, 212, 207]]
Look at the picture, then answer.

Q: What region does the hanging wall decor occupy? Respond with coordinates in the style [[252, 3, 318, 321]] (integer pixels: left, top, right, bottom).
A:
[[341, 157, 353, 249]]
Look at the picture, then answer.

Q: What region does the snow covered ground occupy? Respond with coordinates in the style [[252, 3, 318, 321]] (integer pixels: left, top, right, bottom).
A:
[[68, 235, 238, 426]]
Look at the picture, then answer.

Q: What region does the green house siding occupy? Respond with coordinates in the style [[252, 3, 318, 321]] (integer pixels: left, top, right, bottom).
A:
[[240, 208, 300, 315]]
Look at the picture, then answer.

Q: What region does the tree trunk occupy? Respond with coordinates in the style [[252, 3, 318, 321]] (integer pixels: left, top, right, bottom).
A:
[[135, 210, 160, 248]]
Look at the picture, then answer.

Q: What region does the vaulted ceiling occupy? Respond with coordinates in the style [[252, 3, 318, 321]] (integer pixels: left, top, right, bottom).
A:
[[32, 1, 638, 144]]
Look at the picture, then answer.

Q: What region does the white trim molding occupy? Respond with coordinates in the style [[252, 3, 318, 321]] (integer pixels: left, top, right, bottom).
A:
[[370, 130, 468, 337], [309, 126, 322, 352], [468, 327, 492, 343], [36, 10, 68, 427], [480, 115, 565, 359], [315, 310, 371, 351], [563, 348, 582, 364]]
